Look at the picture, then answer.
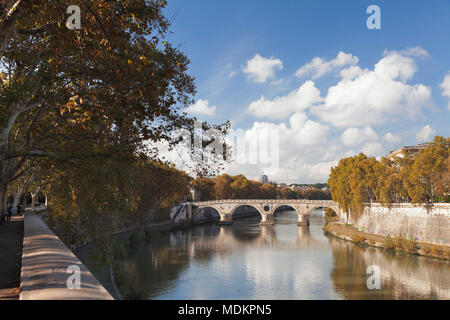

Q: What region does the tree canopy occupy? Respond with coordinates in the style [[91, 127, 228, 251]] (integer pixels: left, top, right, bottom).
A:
[[0, 1, 229, 261], [329, 136, 450, 221]]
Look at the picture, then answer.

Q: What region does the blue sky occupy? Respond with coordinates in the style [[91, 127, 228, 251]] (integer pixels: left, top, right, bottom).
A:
[[162, 0, 450, 183]]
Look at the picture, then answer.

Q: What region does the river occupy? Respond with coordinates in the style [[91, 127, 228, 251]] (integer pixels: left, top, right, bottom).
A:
[[122, 209, 450, 300]]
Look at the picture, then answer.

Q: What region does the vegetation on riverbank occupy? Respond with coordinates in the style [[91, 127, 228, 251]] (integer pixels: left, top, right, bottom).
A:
[[323, 222, 450, 260], [192, 174, 331, 201], [328, 136, 449, 221]]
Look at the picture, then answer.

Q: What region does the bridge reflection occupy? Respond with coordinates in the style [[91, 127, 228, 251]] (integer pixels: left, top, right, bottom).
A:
[[120, 211, 450, 300]]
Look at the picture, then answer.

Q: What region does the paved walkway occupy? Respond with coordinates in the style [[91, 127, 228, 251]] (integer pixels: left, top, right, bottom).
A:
[[0, 216, 24, 300], [20, 212, 113, 300]]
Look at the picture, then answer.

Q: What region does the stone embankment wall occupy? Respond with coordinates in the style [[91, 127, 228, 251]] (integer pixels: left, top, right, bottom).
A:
[[353, 203, 450, 245], [20, 212, 114, 300]]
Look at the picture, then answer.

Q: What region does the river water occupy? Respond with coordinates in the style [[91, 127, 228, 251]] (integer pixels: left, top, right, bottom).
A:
[[122, 210, 450, 300]]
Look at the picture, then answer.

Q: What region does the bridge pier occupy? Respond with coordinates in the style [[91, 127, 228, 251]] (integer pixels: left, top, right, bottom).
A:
[[260, 214, 274, 226], [219, 213, 233, 225], [297, 213, 310, 226]]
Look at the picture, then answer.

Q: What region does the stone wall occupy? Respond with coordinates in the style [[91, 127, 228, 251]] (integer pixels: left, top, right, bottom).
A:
[[353, 203, 450, 245]]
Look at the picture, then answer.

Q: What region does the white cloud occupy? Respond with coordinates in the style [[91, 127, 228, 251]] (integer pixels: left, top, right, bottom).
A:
[[296, 51, 359, 79], [228, 71, 237, 78], [186, 99, 216, 116], [225, 113, 330, 182], [339, 66, 369, 81], [440, 73, 450, 110], [382, 46, 429, 58], [374, 53, 417, 82], [243, 54, 283, 83], [247, 81, 322, 119], [383, 132, 402, 144], [361, 142, 383, 156], [312, 51, 432, 127], [416, 125, 435, 143], [341, 126, 378, 146]]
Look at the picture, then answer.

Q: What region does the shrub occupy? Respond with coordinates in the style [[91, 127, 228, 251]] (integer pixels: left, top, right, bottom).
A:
[[383, 236, 395, 249], [325, 208, 338, 222], [431, 245, 443, 257], [352, 235, 366, 244], [392, 236, 417, 254], [402, 239, 418, 254]]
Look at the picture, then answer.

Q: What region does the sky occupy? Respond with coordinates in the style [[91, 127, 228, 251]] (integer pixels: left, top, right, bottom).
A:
[[161, 0, 450, 184]]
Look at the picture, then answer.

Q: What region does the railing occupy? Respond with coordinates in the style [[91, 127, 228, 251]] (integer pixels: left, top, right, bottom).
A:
[[188, 199, 338, 206]]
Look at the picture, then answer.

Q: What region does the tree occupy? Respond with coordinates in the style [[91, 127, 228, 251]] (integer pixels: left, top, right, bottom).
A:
[[1, 1, 197, 216], [214, 174, 234, 200], [407, 136, 450, 203], [191, 177, 216, 201], [431, 156, 449, 201], [329, 136, 449, 222], [329, 153, 379, 222]]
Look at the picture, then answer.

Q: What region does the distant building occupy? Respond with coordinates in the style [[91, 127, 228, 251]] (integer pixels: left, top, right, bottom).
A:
[[259, 171, 269, 185], [386, 143, 430, 160]]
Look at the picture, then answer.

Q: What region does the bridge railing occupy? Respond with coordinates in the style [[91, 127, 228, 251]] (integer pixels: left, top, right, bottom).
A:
[[187, 199, 338, 206]]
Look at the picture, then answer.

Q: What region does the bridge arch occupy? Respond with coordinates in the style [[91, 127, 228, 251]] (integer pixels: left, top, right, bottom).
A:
[[230, 204, 263, 220], [197, 207, 221, 222], [306, 205, 340, 216], [272, 205, 300, 219]]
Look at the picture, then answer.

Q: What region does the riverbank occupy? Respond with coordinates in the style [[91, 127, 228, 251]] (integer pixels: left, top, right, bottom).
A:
[[0, 216, 23, 300], [324, 222, 450, 261]]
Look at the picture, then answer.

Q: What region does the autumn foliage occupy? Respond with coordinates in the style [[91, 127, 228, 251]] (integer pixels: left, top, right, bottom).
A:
[[329, 136, 450, 221], [192, 174, 331, 201]]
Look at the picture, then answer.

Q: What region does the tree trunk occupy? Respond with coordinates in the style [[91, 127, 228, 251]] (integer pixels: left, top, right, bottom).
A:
[[31, 192, 37, 210], [12, 188, 24, 214], [0, 182, 8, 221]]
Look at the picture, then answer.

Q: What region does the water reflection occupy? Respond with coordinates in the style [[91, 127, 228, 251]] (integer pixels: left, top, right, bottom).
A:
[[123, 210, 450, 300]]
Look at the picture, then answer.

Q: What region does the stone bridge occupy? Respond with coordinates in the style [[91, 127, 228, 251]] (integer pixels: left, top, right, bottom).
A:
[[188, 199, 343, 226]]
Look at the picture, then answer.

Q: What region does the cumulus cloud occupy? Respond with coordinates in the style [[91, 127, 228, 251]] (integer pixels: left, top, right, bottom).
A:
[[186, 99, 216, 116], [339, 66, 369, 81], [382, 46, 429, 58], [361, 142, 383, 156], [416, 125, 435, 143], [296, 51, 359, 79], [243, 54, 283, 83], [341, 126, 378, 146], [383, 132, 402, 144], [440, 73, 450, 110], [311, 51, 432, 127], [224, 113, 331, 182], [247, 81, 322, 119], [374, 53, 417, 82]]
